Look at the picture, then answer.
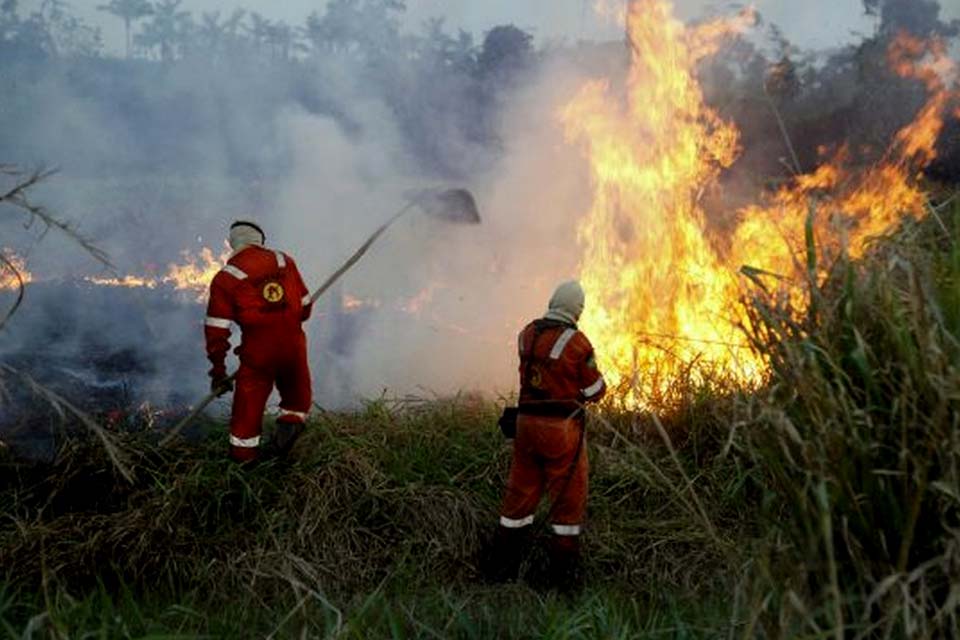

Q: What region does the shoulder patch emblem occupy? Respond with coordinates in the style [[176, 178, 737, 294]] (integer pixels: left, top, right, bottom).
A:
[[529, 365, 544, 389], [262, 281, 285, 302]]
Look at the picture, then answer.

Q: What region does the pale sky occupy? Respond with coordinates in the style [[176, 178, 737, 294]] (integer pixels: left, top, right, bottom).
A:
[[35, 0, 960, 54]]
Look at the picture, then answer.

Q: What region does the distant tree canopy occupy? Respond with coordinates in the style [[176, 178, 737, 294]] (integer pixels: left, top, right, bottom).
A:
[[0, 0, 541, 179], [97, 0, 152, 58], [134, 0, 191, 61], [1, 0, 102, 60], [305, 0, 406, 59], [478, 25, 534, 81], [863, 0, 959, 37], [0, 0, 956, 185]]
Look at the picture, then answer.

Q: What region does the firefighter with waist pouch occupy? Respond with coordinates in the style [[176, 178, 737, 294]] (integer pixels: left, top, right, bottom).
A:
[[486, 280, 606, 591]]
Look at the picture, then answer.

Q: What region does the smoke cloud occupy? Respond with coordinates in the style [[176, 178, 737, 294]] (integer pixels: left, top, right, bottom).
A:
[[0, 2, 601, 415], [1, 0, 956, 424]]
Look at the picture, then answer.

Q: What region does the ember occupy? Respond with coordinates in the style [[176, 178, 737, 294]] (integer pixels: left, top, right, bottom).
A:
[[0, 248, 31, 291]]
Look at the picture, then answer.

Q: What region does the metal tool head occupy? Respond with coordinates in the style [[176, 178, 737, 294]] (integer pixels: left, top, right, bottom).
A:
[[412, 187, 482, 224]]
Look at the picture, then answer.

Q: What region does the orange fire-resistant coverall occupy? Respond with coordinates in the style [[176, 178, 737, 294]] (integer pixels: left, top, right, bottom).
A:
[[204, 245, 313, 462], [499, 318, 606, 540]]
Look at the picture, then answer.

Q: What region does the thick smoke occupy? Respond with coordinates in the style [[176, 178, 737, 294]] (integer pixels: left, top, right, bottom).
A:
[[1, 0, 956, 424], [271, 57, 595, 403], [0, 1, 599, 416]]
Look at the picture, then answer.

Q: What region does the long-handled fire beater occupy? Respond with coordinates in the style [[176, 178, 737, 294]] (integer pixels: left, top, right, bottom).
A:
[[160, 188, 481, 447]]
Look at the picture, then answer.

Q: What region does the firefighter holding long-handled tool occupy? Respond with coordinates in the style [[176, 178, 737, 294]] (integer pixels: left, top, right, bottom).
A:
[[160, 188, 481, 458], [204, 220, 313, 463], [487, 280, 606, 592]]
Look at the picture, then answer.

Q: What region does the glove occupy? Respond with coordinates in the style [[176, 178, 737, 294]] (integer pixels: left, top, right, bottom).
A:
[[210, 375, 234, 396]]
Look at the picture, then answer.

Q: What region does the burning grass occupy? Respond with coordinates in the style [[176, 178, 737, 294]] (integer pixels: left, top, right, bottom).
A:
[[1, 203, 959, 637]]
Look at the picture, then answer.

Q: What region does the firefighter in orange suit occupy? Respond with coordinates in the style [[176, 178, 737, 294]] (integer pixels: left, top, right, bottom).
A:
[[489, 280, 606, 589], [204, 221, 313, 463]]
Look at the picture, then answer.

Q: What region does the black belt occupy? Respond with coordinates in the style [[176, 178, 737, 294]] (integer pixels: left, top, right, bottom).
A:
[[517, 401, 582, 418]]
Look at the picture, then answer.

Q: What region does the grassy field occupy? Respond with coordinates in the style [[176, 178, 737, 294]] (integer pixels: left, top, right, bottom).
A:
[[1, 202, 958, 638]]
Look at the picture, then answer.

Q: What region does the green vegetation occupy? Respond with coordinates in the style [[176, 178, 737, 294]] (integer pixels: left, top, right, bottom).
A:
[[2, 202, 959, 638]]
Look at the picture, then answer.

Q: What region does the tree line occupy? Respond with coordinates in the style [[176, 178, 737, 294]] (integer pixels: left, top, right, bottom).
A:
[[0, 0, 956, 182], [1, 0, 535, 78]]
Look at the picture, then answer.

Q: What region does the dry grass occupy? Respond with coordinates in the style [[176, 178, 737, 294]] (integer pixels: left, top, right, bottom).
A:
[[1, 191, 958, 637]]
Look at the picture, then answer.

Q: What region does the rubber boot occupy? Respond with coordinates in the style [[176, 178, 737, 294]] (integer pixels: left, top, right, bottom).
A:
[[269, 420, 304, 459], [546, 535, 583, 595], [481, 525, 529, 584]]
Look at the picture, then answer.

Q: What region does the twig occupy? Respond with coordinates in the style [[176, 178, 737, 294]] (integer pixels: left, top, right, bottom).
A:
[[650, 412, 722, 547], [763, 90, 803, 176], [637, 330, 751, 349], [0, 251, 26, 331], [1, 167, 113, 268], [159, 376, 235, 447]]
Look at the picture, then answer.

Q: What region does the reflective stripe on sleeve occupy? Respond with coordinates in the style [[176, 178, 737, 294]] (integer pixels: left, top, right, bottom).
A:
[[229, 435, 261, 448], [500, 514, 534, 528], [581, 376, 605, 399], [301, 294, 311, 305], [204, 316, 232, 330], [549, 328, 577, 359], [551, 523, 581, 536], [279, 408, 308, 421], [222, 265, 248, 280], [275, 251, 286, 268]]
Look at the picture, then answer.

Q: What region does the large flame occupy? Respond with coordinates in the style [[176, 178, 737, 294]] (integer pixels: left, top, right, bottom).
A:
[[733, 32, 956, 276], [562, 0, 957, 405]]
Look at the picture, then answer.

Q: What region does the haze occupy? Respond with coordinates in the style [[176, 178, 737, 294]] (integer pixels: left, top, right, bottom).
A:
[[58, 0, 958, 52]]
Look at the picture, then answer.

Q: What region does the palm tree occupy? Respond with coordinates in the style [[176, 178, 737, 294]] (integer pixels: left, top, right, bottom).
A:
[[197, 11, 224, 58], [136, 0, 190, 62], [246, 11, 270, 55], [96, 0, 152, 58]]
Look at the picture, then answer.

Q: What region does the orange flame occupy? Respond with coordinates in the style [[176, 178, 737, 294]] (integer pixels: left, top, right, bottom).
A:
[[563, 1, 956, 406], [85, 245, 231, 302], [85, 274, 158, 289], [561, 0, 759, 404], [733, 30, 956, 274], [0, 249, 32, 291], [162, 246, 231, 300]]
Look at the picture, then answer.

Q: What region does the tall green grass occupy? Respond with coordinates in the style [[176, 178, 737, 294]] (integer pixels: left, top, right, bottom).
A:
[[738, 201, 960, 638]]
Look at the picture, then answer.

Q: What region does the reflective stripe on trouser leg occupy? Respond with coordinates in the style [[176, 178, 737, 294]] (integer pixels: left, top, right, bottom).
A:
[[275, 342, 312, 424], [551, 523, 581, 536], [229, 363, 274, 462], [230, 435, 261, 448], [278, 408, 308, 423], [499, 415, 547, 528], [500, 514, 534, 528], [544, 420, 589, 529]]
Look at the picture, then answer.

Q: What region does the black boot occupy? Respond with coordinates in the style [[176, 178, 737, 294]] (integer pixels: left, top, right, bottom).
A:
[[268, 420, 304, 459], [546, 535, 583, 596], [481, 525, 530, 584]]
